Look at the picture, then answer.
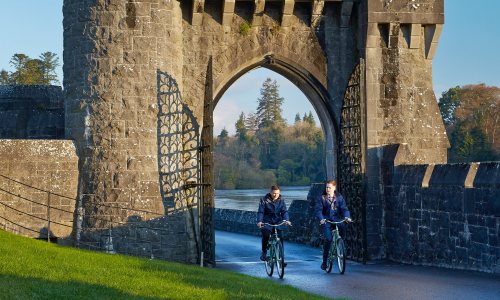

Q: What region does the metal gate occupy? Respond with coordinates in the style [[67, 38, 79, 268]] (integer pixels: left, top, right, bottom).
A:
[[337, 60, 367, 263], [200, 58, 215, 266]]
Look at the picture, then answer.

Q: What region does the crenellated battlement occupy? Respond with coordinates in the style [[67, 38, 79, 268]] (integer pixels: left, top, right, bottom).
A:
[[189, 0, 355, 28]]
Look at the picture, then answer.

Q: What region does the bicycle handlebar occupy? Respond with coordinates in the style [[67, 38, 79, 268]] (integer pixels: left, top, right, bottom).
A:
[[261, 221, 291, 227], [324, 218, 352, 225]]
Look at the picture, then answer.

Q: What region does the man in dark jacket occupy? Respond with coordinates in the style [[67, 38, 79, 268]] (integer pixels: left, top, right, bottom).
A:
[[315, 180, 352, 270], [257, 185, 291, 262]]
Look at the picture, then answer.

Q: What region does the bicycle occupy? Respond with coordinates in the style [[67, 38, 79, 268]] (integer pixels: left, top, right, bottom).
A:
[[323, 219, 350, 274], [260, 221, 290, 279]]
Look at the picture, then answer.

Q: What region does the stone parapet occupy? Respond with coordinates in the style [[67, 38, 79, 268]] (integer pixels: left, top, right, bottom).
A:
[[384, 162, 500, 273], [0, 139, 78, 241], [0, 85, 64, 139], [215, 198, 322, 247]]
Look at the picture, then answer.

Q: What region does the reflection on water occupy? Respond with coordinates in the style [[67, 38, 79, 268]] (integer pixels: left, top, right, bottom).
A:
[[215, 186, 310, 211]]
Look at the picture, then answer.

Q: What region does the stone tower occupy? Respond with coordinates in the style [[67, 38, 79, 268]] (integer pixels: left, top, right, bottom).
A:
[[63, 0, 447, 263]]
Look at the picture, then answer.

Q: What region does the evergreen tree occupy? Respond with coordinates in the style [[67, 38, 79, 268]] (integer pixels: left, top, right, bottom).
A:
[[256, 78, 285, 128], [0, 70, 10, 84], [294, 113, 301, 124], [218, 128, 229, 147], [39, 52, 60, 85], [1, 52, 60, 85], [255, 78, 286, 169], [235, 112, 247, 142], [245, 112, 258, 134], [306, 111, 315, 126]]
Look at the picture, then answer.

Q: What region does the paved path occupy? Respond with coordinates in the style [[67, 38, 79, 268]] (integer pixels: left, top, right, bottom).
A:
[[215, 230, 500, 300]]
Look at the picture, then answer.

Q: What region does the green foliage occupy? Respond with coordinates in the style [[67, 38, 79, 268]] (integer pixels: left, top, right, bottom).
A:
[[257, 78, 285, 128], [214, 78, 325, 189], [217, 128, 229, 147], [235, 112, 248, 142], [239, 21, 251, 36], [294, 113, 301, 124], [438, 86, 461, 126], [439, 84, 499, 162], [0, 230, 327, 300], [0, 52, 60, 85]]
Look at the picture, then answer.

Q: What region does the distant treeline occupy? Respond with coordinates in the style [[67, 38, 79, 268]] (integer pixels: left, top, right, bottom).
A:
[[214, 78, 325, 189]]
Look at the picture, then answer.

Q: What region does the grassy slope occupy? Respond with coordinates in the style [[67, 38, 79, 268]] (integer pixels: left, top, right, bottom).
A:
[[0, 230, 329, 300]]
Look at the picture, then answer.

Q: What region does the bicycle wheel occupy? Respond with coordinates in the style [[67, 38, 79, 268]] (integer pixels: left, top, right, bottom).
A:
[[265, 245, 274, 276], [275, 241, 285, 279], [336, 238, 346, 274], [326, 241, 334, 273]]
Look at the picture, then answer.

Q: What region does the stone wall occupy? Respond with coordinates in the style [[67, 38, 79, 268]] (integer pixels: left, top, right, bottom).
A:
[[215, 199, 322, 247], [0, 85, 64, 139], [63, 0, 198, 263], [215, 183, 327, 247], [363, 0, 448, 261], [0, 140, 78, 241], [384, 162, 500, 273]]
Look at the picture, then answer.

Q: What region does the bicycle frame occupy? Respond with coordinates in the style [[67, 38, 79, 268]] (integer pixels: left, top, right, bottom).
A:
[[261, 221, 289, 279], [324, 219, 348, 274]]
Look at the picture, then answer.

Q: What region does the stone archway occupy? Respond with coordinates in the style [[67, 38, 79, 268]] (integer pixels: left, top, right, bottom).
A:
[[63, 0, 447, 265], [212, 53, 338, 180]]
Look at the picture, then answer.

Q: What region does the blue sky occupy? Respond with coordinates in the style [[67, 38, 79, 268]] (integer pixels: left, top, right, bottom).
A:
[[1, 1, 499, 134]]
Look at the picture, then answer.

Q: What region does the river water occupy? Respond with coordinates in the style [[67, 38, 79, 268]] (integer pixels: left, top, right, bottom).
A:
[[214, 186, 310, 211]]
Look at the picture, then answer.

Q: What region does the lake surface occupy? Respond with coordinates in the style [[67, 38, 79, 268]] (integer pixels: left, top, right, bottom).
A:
[[215, 186, 310, 211]]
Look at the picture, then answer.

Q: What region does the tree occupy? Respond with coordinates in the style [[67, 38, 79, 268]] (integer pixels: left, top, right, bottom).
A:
[[39, 52, 60, 84], [244, 112, 259, 134], [218, 128, 229, 147], [305, 111, 315, 126], [235, 112, 247, 142], [0, 70, 9, 84], [256, 78, 285, 128], [255, 78, 286, 169], [294, 113, 301, 124], [439, 84, 500, 162], [438, 87, 461, 126], [0, 52, 59, 85]]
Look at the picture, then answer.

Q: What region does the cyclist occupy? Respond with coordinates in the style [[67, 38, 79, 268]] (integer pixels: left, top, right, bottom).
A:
[[315, 180, 352, 270], [257, 185, 292, 264]]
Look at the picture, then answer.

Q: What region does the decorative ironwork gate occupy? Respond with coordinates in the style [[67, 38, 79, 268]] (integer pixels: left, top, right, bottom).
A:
[[157, 70, 202, 262], [338, 60, 367, 263], [200, 58, 215, 266]]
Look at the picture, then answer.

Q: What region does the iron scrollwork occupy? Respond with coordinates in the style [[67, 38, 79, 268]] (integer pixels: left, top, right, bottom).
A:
[[338, 61, 367, 263]]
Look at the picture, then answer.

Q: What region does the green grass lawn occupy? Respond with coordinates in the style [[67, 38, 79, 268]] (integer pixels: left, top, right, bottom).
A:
[[0, 230, 329, 299]]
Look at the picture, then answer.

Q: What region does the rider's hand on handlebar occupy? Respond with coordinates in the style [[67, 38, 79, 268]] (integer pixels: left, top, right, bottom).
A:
[[257, 222, 263, 228], [320, 219, 326, 225], [345, 218, 353, 223], [284, 220, 292, 226]]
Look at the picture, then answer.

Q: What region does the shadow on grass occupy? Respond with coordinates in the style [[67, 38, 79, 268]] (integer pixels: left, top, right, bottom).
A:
[[0, 275, 159, 300]]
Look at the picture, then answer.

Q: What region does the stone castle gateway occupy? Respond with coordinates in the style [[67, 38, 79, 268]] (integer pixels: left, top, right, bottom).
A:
[[60, 0, 449, 266]]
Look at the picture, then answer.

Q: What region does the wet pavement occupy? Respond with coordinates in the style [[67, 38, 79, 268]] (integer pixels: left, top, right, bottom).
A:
[[215, 230, 500, 300]]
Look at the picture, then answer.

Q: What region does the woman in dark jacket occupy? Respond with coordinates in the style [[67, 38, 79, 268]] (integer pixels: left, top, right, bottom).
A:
[[315, 180, 352, 270], [257, 185, 291, 262]]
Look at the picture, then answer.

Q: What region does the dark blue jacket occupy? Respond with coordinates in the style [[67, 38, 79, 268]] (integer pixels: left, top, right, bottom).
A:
[[257, 193, 289, 225], [315, 191, 350, 222]]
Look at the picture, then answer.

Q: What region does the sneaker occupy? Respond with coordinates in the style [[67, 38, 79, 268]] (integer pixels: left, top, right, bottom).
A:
[[260, 252, 267, 261], [282, 262, 288, 268], [321, 262, 327, 270]]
